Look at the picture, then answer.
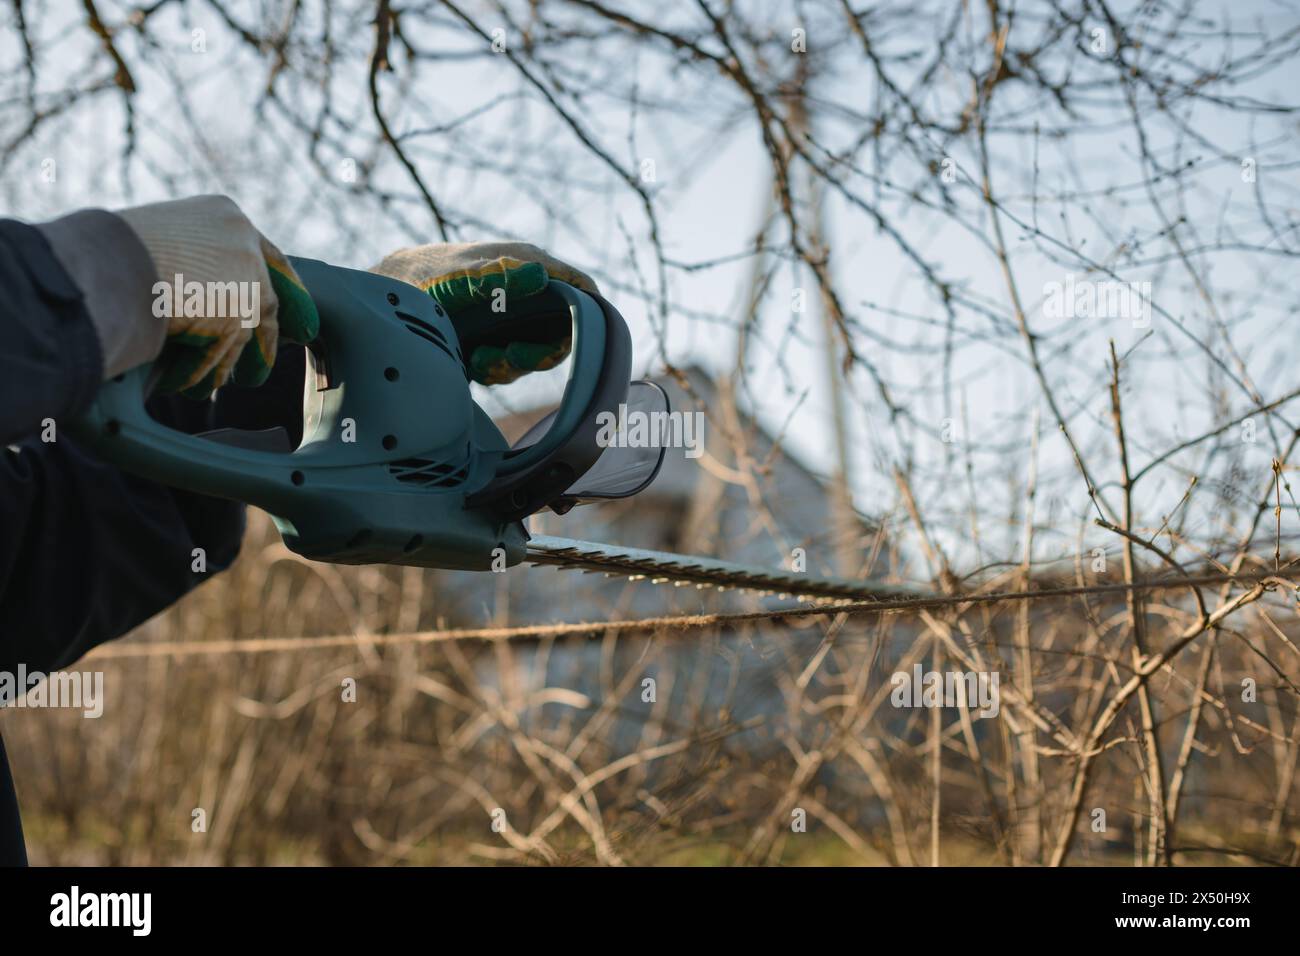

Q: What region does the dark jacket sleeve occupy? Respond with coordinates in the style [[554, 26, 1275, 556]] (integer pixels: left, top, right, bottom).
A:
[[0, 217, 247, 672], [0, 409, 246, 674]]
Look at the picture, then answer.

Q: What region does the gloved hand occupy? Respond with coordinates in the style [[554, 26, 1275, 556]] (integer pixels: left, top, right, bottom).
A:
[[370, 241, 599, 385], [116, 195, 319, 398]]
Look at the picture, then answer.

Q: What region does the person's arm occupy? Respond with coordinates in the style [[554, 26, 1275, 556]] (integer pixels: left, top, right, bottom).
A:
[[0, 214, 245, 674]]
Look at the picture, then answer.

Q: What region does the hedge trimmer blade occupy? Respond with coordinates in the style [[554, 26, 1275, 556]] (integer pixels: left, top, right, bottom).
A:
[[525, 535, 917, 603]]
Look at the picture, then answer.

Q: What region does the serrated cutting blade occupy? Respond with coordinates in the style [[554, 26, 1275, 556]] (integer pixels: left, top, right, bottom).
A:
[[525, 535, 918, 603]]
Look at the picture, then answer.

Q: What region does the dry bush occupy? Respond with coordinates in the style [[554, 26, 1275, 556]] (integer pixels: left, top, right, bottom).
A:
[[2, 0, 1299, 866]]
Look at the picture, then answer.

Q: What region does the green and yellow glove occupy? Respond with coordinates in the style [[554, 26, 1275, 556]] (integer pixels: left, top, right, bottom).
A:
[[116, 195, 319, 398], [370, 241, 600, 385]]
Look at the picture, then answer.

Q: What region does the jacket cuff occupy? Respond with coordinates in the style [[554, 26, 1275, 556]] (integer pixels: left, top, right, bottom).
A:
[[36, 209, 164, 380]]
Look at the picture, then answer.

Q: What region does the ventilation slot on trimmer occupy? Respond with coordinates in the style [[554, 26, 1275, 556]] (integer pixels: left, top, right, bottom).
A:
[[395, 311, 464, 368], [387, 457, 470, 488]]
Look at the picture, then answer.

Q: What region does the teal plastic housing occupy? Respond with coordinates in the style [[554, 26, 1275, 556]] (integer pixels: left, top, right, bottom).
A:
[[68, 259, 627, 571]]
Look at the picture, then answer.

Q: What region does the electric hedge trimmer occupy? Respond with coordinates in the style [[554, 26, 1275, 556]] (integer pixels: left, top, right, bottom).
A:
[[71, 259, 893, 604]]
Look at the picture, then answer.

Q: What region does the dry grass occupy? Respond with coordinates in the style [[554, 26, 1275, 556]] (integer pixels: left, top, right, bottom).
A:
[[4, 510, 1296, 867]]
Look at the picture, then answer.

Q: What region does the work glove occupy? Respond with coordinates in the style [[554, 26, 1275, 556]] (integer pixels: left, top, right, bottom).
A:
[[116, 195, 319, 398], [370, 241, 599, 385]]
